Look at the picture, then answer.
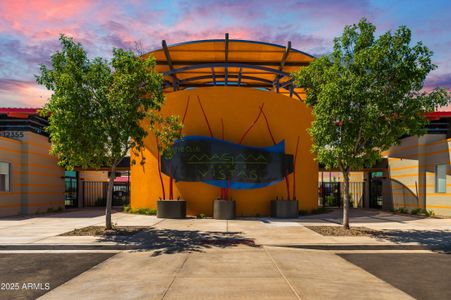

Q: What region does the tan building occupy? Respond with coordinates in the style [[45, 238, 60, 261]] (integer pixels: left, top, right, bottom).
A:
[[319, 112, 451, 216], [0, 108, 64, 217], [384, 134, 451, 216], [0, 108, 130, 217]]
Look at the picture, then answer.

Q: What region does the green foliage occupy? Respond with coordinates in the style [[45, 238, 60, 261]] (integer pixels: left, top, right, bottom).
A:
[[46, 206, 64, 214], [137, 208, 157, 215], [325, 195, 335, 206], [422, 208, 435, 217], [148, 111, 183, 159], [123, 204, 132, 213], [197, 213, 206, 219], [396, 207, 409, 214], [36, 35, 182, 229], [410, 208, 422, 215], [310, 207, 329, 215], [298, 210, 309, 216], [294, 19, 450, 172], [36, 35, 170, 170], [298, 207, 330, 215], [123, 205, 157, 215], [95, 197, 123, 206], [393, 207, 435, 217]]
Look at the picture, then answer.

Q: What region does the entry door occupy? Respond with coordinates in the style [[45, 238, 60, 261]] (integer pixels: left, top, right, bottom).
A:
[[64, 171, 78, 208], [369, 172, 383, 209]]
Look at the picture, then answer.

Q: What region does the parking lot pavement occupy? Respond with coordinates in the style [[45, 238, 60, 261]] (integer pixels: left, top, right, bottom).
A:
[[0, 252, 116, 300], [41, 246, 415, 300], [339, 252, 451, 300], [0, 209, 450, 299]]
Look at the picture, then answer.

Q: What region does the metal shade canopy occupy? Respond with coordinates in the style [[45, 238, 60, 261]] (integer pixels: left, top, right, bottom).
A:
[[142, 33, 315, 100]]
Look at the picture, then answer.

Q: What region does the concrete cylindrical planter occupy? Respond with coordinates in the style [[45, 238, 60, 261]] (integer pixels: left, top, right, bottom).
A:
[[213, 199, 236, 220], [271, 200, 298, 218], [157, 200, 186, 219]]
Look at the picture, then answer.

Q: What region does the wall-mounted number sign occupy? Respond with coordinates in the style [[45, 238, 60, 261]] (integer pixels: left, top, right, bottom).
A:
[[0, 131, 24, 139]]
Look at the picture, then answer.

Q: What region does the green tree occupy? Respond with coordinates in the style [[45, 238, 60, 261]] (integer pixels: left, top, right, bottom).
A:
[[294, 19, 449, 228], [36, 35, 180, 229]]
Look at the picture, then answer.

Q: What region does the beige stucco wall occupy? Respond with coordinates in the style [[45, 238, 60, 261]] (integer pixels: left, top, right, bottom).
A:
[[0, 133, 64, 217], [318, 172, 364, 183], [385, 134, 451, 216], [0, 136, 22, 216], [79, 170, 109, 182]]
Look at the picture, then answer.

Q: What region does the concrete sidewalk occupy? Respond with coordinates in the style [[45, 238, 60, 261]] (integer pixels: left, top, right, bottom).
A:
[[0, 208, 449, 250], [1, 208, 449, 299], [40, 246, 415, 300]]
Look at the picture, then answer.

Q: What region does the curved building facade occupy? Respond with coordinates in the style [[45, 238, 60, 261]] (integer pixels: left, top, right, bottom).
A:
[[130, 37, 319, 216]]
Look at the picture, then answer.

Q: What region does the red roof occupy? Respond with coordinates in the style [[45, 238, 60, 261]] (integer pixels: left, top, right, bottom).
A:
[[0, 108, 40, 119], [114, 176, 130, 183], [425, 111, 451, 120]]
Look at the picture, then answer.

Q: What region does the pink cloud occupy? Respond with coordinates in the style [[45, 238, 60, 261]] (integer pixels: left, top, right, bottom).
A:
[[0, 79, 51, 107], [0, 0, 98, 45]]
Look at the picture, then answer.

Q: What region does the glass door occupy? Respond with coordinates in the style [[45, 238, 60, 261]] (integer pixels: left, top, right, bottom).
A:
[[369, 171, 383, 209], [64, 170, 78, 208]]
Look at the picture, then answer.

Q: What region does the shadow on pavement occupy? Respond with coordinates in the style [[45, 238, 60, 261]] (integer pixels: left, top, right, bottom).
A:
[[98, 229, 259, 255], [339, 253, 451, 300], [0, 253, 115, 300], [299, 208, 427, 223], [375, 229, 451, 251], [0, 208, 111, 221]]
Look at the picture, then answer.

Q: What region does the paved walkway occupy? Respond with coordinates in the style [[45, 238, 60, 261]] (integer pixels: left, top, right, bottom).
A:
[[0, 208, 449, 299], [0, 208, 449, 249], [40, 246, 416, 300]]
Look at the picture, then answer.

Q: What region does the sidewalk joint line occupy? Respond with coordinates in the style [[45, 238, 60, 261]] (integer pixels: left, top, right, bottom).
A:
[[161, 252, 190, 300], [263, 246, 302, 300]]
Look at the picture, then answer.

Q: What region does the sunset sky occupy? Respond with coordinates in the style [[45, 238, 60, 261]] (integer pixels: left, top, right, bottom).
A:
[[0, 0, 450, 107]]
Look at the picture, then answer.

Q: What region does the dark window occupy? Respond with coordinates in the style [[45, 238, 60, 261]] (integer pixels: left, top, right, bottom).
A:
[[0, 162, 10, 192]]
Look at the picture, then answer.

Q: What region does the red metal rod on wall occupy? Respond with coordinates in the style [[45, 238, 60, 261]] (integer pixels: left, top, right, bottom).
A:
[[197, 96, 214, 138], [292, 136, 300, 200], [260, 106, 276, 145], [156, 137, 166, 200], [220, 118, 226, 198], [238, 103, 264, 144], [260, 106, 292, 199], [169, 96, 192, 199], [169, 163, 173, 200]]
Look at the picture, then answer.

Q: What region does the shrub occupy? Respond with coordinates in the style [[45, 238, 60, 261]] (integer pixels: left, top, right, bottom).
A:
[[422, 209, 435, 217], [95, 197, 106, 206], [325, 195, 335, 206], [410, 208, 421, 215], [311, 207, 328, 214], [137, 208, 157, 215], [122, 205, 156, 215], [197, 213, 206, 219], [396, 207, 408, 214], [298, 210, 309, 216], [123, 204, 131, 213]]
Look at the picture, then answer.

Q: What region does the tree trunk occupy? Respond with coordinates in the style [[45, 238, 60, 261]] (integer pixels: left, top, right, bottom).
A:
[[342, 168, 350, 229], [105, 165, 116, 230]]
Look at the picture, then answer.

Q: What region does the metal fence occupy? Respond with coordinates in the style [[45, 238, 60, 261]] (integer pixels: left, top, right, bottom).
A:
[[83, 181, 130, 207], [319, 182, 365, 208]]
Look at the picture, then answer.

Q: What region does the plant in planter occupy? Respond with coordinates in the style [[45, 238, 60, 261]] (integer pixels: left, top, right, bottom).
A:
[[149, 112, 185, 219], [213, 184, 236, 220], [270, 196, 299, 219], [270, 135, 301, 219]]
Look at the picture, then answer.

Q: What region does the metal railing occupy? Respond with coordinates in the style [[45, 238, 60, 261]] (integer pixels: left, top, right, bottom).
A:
[[82, 181, 129, 207]]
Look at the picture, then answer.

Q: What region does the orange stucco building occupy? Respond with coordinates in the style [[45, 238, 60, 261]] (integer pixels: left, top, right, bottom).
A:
[[130, 37, 319, 216]]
